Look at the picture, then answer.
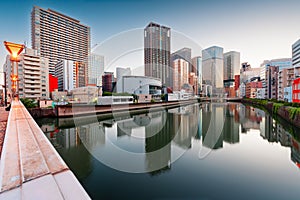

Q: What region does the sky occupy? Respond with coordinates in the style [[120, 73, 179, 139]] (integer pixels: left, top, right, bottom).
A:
[[1, 0, 300, 71]]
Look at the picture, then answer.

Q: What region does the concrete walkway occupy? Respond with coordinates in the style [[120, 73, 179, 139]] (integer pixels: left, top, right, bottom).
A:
[[0, 107, 9, 159], [0, 101, 90, 199]]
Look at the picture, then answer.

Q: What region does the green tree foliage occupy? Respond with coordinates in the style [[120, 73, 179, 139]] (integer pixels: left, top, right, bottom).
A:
[[20, 98, 38, 108]]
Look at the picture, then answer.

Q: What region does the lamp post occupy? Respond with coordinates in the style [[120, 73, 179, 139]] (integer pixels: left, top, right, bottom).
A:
[[3, 41, 25, 101]]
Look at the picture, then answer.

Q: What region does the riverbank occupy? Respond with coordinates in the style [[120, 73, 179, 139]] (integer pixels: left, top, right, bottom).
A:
[[29, 99, 199, 118], [241, 98, 300, 128]]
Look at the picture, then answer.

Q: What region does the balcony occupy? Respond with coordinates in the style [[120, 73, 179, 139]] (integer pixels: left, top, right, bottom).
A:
[[23, 70, 41, 76], [24, 65, 40, 71], [24, 84, 41, 89], [24, 80, 39, 84], [24, 89, 41, 94], [24, 75, 41, 80], [23, 61, 39, 67]]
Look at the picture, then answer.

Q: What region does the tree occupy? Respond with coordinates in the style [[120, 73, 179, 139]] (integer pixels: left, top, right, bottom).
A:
[[20, 98, 38, 108]]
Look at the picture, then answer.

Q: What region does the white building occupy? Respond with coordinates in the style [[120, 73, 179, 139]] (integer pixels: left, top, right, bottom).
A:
[[119, 76, 162, 95], [3, 47, 49, 100], [97, 96, 133, 105], [55, 60, 87, 92], [116, 67, 131, 93]]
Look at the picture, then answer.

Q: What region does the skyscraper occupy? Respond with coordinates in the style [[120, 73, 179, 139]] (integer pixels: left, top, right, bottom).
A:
[[31, 6, 91, 75], [88, 53, 104, 86], [223, 51, 240, 80], [144, 22, 171, 86], [202, 46, 224, 95]]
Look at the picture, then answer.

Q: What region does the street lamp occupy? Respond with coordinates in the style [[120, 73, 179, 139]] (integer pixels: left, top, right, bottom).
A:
[[4, 41, 25, 101]]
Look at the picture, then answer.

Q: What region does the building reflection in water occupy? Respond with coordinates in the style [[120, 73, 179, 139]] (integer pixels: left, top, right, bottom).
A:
[[202, 103, 225, 149], [40, 102, 300, 175]]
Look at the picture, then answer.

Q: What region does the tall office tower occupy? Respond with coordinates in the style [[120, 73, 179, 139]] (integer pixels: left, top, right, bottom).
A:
[[55, 60, 87, 91], [192, 56, 202, 93], [31, 6, 91, 75], [144, 22, 171, 86], [223, 51, 240, 80], [292, 39, 300, 78], [172, 59, 189, 91], [202, 46, 224, 95], [3, 48, 49, 100], [116, 67, 131, 93], [88, 53, 104, 86], [266, 66, 279, 99], [102, 72, 114, 93]]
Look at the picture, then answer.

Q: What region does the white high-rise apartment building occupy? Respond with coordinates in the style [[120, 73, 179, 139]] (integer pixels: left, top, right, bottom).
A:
[[55, 60, 87, 92], [31, 6, 91, 75], [3, 48, 49, 100]]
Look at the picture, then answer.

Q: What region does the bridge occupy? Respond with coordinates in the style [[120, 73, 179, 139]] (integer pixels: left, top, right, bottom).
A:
[[0, 100, 90, 199]]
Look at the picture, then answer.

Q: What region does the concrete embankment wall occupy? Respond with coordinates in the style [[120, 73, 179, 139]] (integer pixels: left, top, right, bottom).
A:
[[242, 99, 300, 129], [54, 100, 198, 118]]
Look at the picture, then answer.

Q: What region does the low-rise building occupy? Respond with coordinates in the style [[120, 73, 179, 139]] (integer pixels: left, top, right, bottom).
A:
[[72, 86, 99, 103], [246, 81, 262, 98], [284, 86, 293, 102], [256, 88, 266, 99], [97, 96, 133, 105], [119, 76, 162, 95], [292, 78, 300, 103]]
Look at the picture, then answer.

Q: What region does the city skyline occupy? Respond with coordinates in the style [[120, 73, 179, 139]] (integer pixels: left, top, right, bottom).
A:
[[1, 0, 300, 72]]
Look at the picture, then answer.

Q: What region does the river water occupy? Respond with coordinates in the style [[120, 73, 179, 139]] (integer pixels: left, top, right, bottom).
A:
[[37, 103, 300, 200]]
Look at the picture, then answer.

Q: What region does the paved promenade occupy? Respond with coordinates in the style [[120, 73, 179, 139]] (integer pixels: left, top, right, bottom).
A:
[[0, 101, 90, 199]]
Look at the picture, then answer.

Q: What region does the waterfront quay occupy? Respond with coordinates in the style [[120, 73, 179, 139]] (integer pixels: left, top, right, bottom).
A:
[[0, 101, 90, 200]]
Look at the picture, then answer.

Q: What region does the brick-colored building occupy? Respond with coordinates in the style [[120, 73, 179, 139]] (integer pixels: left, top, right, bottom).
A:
[[246, 81, 262, 98]]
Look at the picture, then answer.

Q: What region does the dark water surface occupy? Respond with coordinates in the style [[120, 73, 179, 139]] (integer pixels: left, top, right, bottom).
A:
[[37, 103, 300, 200]]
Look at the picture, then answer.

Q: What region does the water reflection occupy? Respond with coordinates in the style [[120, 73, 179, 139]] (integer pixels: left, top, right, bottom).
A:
[[37, 103, 300, 177]]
